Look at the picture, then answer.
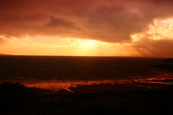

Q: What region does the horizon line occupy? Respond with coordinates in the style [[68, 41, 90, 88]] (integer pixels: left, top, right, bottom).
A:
[[0, 54, 169, 59]]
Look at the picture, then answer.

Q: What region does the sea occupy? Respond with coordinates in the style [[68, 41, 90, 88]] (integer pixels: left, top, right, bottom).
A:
[[0, 56, 172, 91]]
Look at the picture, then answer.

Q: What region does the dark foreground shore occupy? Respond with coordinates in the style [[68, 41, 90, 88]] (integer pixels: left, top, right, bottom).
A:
[[0, 57, 173, 115], [0, 81, 173, 115]]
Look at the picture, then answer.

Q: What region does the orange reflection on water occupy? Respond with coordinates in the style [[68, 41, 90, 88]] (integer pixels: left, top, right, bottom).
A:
[[24, 74, 173, 92], [25, 80, 119, 92]]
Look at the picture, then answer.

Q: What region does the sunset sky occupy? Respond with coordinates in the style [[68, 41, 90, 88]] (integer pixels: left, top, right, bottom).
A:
[[1, 0, 173, 57]]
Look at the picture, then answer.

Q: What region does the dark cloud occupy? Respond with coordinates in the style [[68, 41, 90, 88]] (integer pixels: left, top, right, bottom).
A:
[[45, 17, 77, 29], [133, 38, 173, 57], [1, 0, 173, 43], [85, 4, 153, 42]]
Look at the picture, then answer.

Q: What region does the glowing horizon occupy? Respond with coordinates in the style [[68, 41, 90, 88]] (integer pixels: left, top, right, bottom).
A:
[[0, 35, 139, 57]]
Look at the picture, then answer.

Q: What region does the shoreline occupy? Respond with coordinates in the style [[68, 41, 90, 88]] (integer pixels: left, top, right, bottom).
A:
[[0, 81, 173, 114]]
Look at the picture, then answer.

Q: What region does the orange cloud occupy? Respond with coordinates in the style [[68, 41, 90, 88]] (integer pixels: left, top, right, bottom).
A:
[[132, 18, 173, 57], [1, 0, 173, 57], [0, 0, 173, 42]]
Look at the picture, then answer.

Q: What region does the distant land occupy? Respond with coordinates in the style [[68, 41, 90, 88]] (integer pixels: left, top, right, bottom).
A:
[[0, 54, 13, 56], [0, 54, 168, 59]]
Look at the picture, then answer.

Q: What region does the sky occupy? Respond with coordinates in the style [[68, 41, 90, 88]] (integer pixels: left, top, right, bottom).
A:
[[1, 0, 173, 57]]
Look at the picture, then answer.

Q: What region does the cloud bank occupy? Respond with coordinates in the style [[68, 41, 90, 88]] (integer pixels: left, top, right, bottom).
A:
[[1, 0, 173, 57]]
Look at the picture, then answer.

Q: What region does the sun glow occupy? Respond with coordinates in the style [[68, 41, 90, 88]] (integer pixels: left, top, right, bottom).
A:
[[77, 40, 98, 48], [0, 35, 137, 56]]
